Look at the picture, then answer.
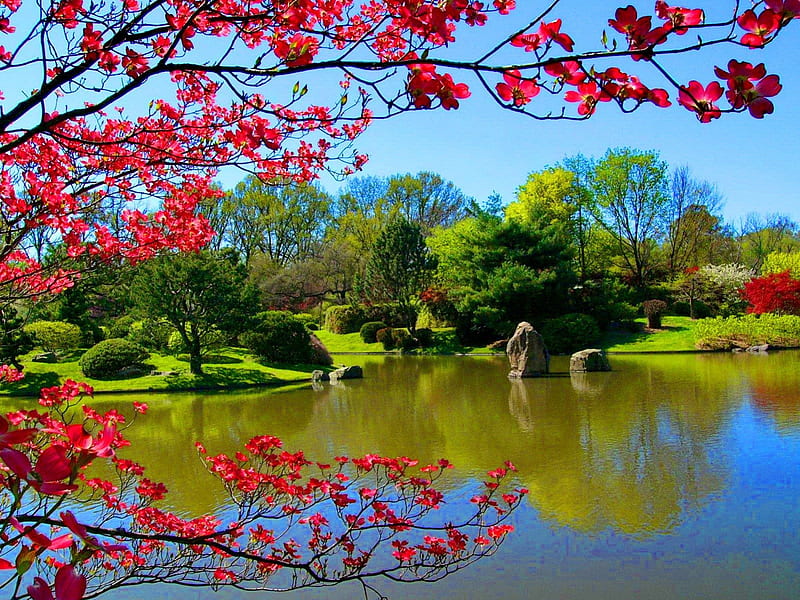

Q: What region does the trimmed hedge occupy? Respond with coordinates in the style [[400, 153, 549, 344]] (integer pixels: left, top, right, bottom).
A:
[[360, 321, 388, 343], [242, 311, 330, 364], [24, 321, 83, 353], [79, 338, 149, 378], [540, 313, 600, 355], [694, 314, 800, 350], [325, 304, 412, 334]]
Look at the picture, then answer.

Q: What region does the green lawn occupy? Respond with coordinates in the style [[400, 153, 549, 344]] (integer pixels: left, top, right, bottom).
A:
[[598, 316, 698, 353], [1, 347, 323, 396], [315, 328, 500, 355]]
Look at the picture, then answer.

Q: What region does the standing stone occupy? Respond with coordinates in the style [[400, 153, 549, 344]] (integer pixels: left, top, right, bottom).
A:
[[506, 322, 549, 378], [569, 348, 611, 372], [329, 365, 363, 382]]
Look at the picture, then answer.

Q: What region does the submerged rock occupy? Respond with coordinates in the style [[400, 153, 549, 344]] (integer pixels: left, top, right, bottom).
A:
[[507, 322, 549, 378], [569, 348, 611, 372]]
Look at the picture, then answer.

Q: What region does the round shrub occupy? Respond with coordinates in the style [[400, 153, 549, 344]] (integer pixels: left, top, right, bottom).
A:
[[360, 321, 388, 343], [108, 315, 136, 339], [391, 328, 416, 352], [324, 305, 366, 334], [414, 328, 434, 348], [540, 313, 600, 355], [241, 311, 318, 364], [293, 313, 320, 331], [643, 299, 668, 329], [79, 338, 149, 378], [376, 327, 394, 350], [24, 320, 83, 353]]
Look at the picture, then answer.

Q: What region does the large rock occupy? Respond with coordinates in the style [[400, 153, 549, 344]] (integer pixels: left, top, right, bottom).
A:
[[32, 352, 57, 363], [506, 322, 549, 378], [569, 348, 611, 372], [328, 365, 363, 382]]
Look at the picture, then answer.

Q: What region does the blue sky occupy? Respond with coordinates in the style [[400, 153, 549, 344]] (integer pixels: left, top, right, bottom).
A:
[[307, 3, 800, 227]]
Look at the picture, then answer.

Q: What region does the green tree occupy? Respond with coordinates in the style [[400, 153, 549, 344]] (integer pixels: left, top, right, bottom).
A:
[[0, 305, 32, 369], [384, 171, 471, 234], [362, 219, 436, 332], [131, 250, 257, 374], [592, 148, 670, 287]]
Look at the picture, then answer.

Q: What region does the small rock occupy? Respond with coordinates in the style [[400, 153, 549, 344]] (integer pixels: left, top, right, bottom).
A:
[[329, 365, 363, 382], [32, 352, 57, 363], [311, 369, 330, 382], [746, 344, 770, 353], [569, 349, 611, 372]]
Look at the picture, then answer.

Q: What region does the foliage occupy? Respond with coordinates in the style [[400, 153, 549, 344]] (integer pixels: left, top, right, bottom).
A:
[[128, 319, 174, 352], [309, 333, 334, 366], [392, 328, 416, 352], [241, 311, 319, 364], [673, 263, 752, 317], [325, 304, 410, 334], [362, 219, 436, 332], [293, 313, 320, 331], [384, 172, 471, 234], [694, 314, 800, 350], [167, 328, 227, 356], [24, 321, 83, 353], [592, 148, 670, 287], [506, 167, 578, 226], [643, 299, 668, 328], [540, 314, 601, 355], [431, 215, 576, 343], [671, 299, 712, 319], [0, 306, 33, 369], [568, 277, 638, 329], [376, 327, 395, 350], [131, 250, 257, 374], [761, 251, 800, 277], [360, 321, 389, 344], [414, 328, 434, 348], [108, 315, 136, 339], [79, 338, 150, 378], [418, 287, 458, 326], [742, 271, 800, 315]]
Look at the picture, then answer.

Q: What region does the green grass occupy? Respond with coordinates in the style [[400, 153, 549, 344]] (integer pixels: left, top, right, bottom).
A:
[[598, 316, 698, 353], [316, 328, 500, 355], [1, 347, 323, 396]]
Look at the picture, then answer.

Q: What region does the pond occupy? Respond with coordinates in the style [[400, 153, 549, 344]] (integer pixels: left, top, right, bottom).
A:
[[28, 352, 800, 599]]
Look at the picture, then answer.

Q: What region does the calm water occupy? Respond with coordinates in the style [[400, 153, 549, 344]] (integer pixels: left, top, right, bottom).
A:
[[24, 353, 800, 599]]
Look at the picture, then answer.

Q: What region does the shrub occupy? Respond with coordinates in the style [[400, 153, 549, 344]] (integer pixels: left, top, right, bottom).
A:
[[643, 299, 668, 329], [79, 338, 149, 378], [128, 319, 174, 351], [293, 313, 320, 331], [414, 328, 434, 348], [360, 321, 388, 343], [391, 328, 416, 352], [540, 313, 600, 355], [108, 315, 136, 339], [741, 271, 800, 315], [241, 311, 318, 364], [376, 327, 394, 350], [325, 305, 365, 334], [694, 314, 800, 350], [24, 321, 83, 353], [671, 300, 711, 319]]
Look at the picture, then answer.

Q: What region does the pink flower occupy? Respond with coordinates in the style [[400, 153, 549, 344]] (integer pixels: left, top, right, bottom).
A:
[[495, 70, 539, 106], [678, 80, 723, 122]]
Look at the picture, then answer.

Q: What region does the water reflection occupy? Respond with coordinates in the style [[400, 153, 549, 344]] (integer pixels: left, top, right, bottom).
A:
[[5, 352, 800, 599]]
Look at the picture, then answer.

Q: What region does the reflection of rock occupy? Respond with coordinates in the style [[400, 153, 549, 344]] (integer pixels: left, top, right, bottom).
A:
[[570, 348, 611, 372], [329, 365, 363, 382], [507, 322, 548, 378], [569, 372, 606, 395], [507, 380, 534, 433]]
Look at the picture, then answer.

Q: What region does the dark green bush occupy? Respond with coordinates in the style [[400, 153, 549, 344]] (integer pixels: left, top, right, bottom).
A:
[[242, 311, 322, 364], [325, 305, 366, 334], [671, 300, 711, 319], [108, 315, 136, 339], [364, 304, 413, 328], [414, 328, 434, 348], [360, 321, 388, 343], [540, 313, 600, 355], [79, 338, 149, 378], [376, 327, 394, 350], [391, 328, 416, 352], [309, 333, 333, 366], [293, 313, 320, 331], [643, 299, 668, 329]]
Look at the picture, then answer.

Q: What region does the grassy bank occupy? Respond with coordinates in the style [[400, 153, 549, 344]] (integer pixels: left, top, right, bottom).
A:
[[598, 316, 697, 353], [315, 328, 500, 355], [1, 347, 323, 396]]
